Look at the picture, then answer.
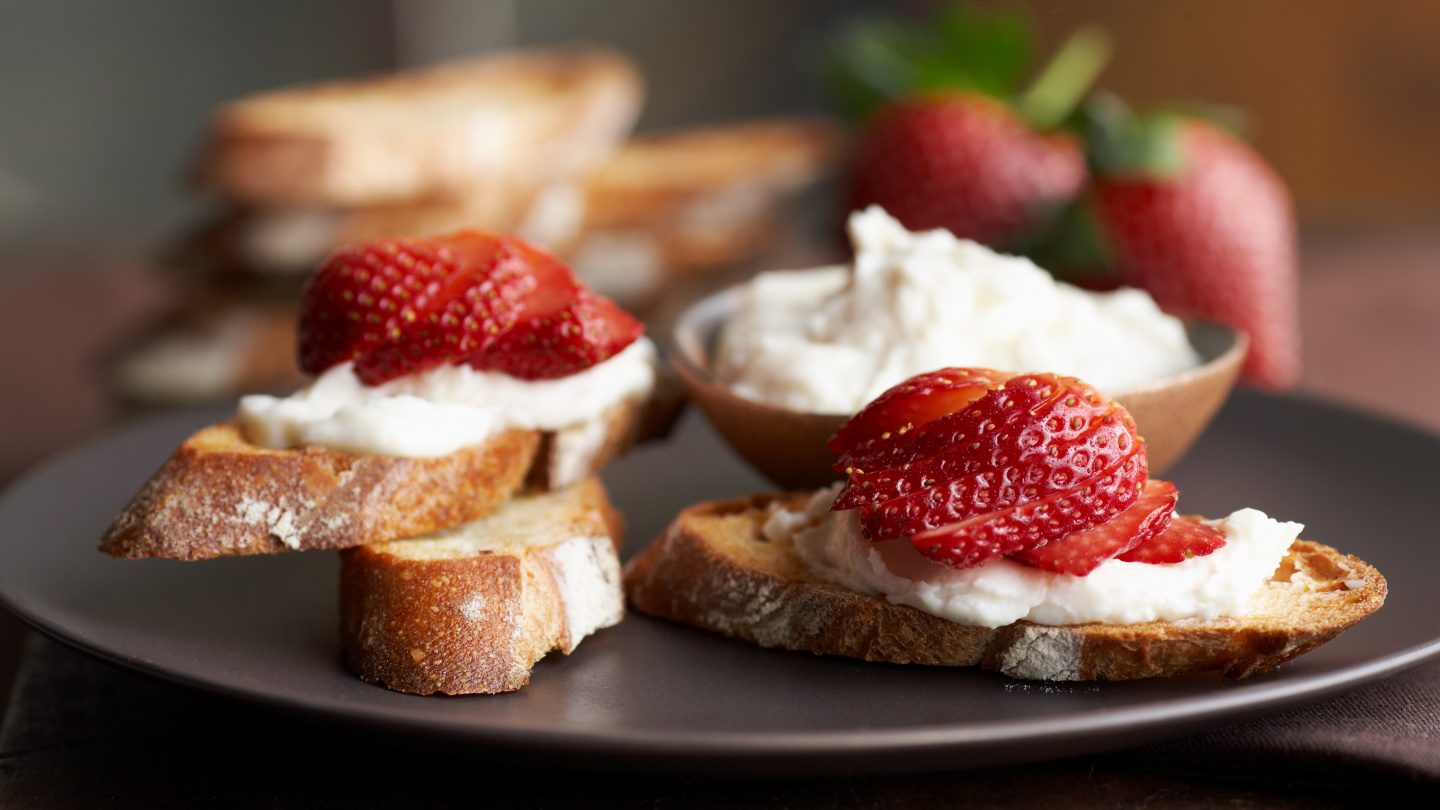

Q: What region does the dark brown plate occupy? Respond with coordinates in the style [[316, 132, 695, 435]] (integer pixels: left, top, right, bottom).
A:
[[0, 391, 1435, 775]]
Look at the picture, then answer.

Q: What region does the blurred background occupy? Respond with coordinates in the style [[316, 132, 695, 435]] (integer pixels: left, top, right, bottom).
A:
[[4, 0, 1440, 248], [1, 0, 1438, 712]]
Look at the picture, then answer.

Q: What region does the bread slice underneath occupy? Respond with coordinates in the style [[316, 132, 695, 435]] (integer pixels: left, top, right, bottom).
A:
[[100, 395, 671, 561], [623, 494, 1387, 681], [341, 476, 624, 695]]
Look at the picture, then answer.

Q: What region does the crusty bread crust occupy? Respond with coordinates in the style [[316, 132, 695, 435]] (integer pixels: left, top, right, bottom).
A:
[[100, 394, 677, 561], [341, 477, 625, 695], [196, 49, 642, 207], [623, 494, 1388, 681], [100, 422, 539, 561]]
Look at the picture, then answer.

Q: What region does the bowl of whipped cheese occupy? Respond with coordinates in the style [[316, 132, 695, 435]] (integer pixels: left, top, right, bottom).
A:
[[672, 207, 1246, 488]]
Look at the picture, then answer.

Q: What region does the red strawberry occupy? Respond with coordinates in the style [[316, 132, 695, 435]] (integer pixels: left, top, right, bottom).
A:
[[297, 231, 643, 387], [1117, 514, 1225, 564], [1012, 479, 1177, 575], [836, 374, 1125, 511], [909, 446, 1146, 568], [823, 11, 1110, 248], [1091, 117, 1299, 388], [828, 368, 1007, 465], [470, 288, 643, 380], [505, 238, 584, 322], [465, 238, 642, 380], [827, 370, 1149, 567], [299, 232, 528, 383], [848, 94, 1086, 246]]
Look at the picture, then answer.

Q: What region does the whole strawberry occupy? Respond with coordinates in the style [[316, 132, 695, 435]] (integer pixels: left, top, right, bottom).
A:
[[1086, 106, 1300, 388], [824, 7, 1109, 247], [847, 95, 1085, 245]]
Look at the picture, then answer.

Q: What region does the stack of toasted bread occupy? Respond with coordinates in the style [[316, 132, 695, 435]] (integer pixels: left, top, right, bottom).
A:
[[104, 377, 681, 695], [111, 47, 843, 406]]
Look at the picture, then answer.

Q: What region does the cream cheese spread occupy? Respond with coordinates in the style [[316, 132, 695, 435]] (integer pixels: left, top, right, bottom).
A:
[[767, 484, 1303, 628], [716, 207, 1200, 413], [237, 337, 657, 457]]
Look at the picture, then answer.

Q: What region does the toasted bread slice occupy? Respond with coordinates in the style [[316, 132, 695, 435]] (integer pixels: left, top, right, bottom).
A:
[[341, 476, 624, 695], [579, 117, 846, 231], [195, 49, 642, 207], [623, 494, 1388, 681], [100, 395, 673, 561]]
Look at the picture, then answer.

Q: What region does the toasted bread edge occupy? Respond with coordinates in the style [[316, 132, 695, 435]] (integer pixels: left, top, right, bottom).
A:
[[622, 495, 1388, 681]]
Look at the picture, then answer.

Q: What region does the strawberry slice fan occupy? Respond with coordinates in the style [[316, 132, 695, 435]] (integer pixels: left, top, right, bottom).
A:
[[296, 231, 643, 386], [829, 367, 1224, 575]]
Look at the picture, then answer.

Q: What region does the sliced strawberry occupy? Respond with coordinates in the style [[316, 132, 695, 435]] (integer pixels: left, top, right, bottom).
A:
[[299, 232, 531, 383], [295, 230, 642, 386], [839, 373, 1115, 474], [299, 239, 461, 374], [349, 234, 533, 385], [1012, 479, 1177, 575], [470, 288, 643, 380], [828, 368, 1007, 465], [851, 413, 1140, 540], [1117, 514, 1226, 564], [836, 374, 1129, 517], [907, 445, 1147, 568], [506, 238, 584, 321]]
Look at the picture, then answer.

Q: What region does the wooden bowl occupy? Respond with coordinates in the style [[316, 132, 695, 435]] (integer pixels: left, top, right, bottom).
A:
[[671, 285, 1247, 490]]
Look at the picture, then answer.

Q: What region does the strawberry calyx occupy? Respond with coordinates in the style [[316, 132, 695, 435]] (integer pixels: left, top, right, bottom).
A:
[[820, 5, 1110, 131], [1079, 93, 1188, 180], [827, 366, 1224, 575]]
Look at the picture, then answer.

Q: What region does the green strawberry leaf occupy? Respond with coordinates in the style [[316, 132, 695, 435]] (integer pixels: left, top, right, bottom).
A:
[[1012, 197, 1117, 285], [920, 5, 1032, 97], [818, 3, 1035, 121], [1014, 26, 1112, 129], [819, 19, 921, 121], [1081, 93, 1186, 178], [818, 3, 1110, 132]]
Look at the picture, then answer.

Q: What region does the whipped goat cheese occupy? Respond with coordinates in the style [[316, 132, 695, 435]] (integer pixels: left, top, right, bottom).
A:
[[716, 207, 1200, 413], [767, 485, 1303, 628], [238, 338, 657, 457]]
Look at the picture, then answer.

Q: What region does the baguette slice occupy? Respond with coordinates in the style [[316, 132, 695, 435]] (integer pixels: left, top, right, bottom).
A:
[[195, 48, 642, 207], [100, 395, 674, 561], [341, 476, 624, 695], [624, 494, 1388, 681]]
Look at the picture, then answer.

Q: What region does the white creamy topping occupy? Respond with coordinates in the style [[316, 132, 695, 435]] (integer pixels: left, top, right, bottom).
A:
[[716, 207, 1200, 413], [768, 484, 1303, 628], [237, 337, 656, 457]]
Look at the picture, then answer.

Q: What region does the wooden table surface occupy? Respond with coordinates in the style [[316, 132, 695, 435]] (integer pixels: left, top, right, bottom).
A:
[[1, 233, 1438, 799]]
